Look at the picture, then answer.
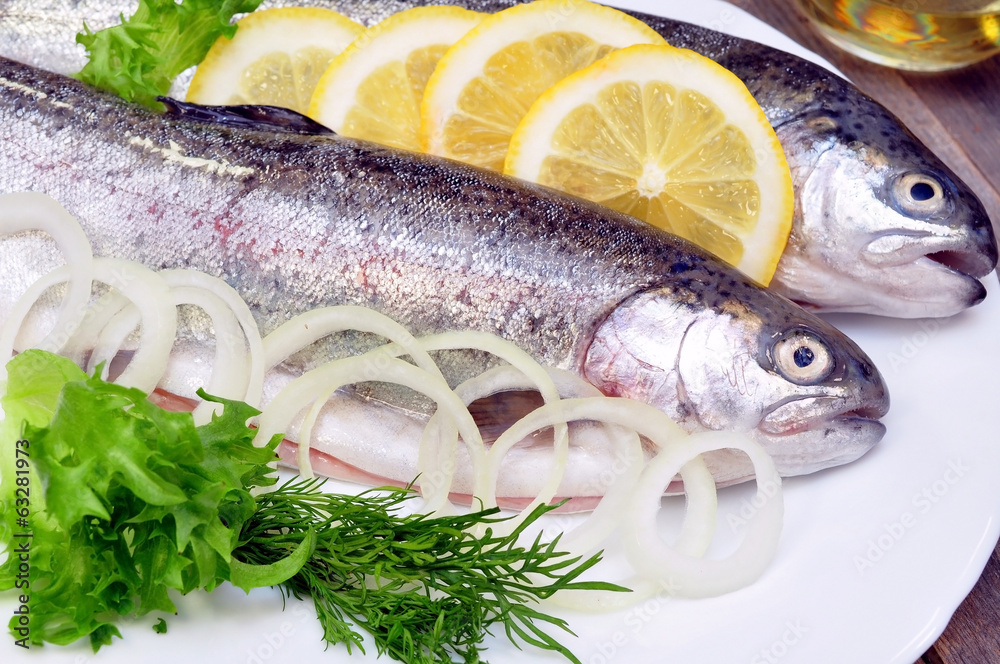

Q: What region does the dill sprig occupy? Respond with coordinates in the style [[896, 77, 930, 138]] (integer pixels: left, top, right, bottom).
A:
[[235, 477, 626, 664], [0, 350, 627, 661]]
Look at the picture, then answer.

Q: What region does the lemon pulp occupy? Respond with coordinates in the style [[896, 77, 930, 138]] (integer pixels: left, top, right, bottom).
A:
[[505, 44, 794, 284]]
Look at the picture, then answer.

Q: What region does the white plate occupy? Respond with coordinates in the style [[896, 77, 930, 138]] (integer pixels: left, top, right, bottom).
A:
[[4, 2, 1000, 663]]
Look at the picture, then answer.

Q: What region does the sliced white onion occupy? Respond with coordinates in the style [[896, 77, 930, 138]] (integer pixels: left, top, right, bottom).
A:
[[160, 269, 265, 408], [261, 306, 444, 380], [486, 397, 716, 551], [385, 330, 563, 404], [165, 285, 251, 425], [293, 385, 340, 479], [0, 192, 94, 369], [1, 258, 176, 394], [389, 331, 570, 515], [414, 409, 462, 516], [86, 259, 177, 393], [420, 363, 640, 541], [0, 265, 73, 367], [624, 430, 783, 598], [61, 287, 133, 366], [256, 352, 488, 494], [87, 303, 143, 376]]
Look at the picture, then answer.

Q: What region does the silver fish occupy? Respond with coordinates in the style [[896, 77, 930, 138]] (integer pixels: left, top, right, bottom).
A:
[[0, 0, 995, 318], [0, 59, 888, 497]]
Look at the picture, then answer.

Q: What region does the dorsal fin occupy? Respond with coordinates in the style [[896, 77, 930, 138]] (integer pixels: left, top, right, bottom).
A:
[[159, 98, 335, 136]]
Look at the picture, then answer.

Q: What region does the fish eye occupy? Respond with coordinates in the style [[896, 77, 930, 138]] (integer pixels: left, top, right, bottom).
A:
[[772, 330, 834, 385], [909, 181, 935, 201], [893, 172, 948, 216]]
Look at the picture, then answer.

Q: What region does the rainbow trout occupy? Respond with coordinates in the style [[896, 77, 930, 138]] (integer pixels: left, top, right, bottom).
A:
[[0, 0, 995, 318], [0, 58, 888, 497]]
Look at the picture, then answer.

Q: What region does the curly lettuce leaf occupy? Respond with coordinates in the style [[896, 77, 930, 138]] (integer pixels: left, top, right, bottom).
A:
[[0, 350, 86, 550], [0, 350, 280, 650], [75, 0, 264, 108], [0, 351, 623, 662]]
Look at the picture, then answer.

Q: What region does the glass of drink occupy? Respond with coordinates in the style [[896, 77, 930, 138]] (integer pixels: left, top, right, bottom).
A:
[[796, 0, 1000, 71]]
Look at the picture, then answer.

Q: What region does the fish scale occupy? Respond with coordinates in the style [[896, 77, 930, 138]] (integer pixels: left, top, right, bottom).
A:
[[0, 55, 888, 494], [0, 56, 683, 369], [212, 0, 993, 317], [0, 2, 994, 315]]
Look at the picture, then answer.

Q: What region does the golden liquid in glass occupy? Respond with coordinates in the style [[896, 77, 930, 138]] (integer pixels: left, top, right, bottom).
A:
[[797, 0, 1000, 70]]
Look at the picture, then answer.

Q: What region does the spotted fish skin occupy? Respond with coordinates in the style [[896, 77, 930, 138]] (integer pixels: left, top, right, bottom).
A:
[[0, 58, 887, 492], [0, 0, 994, 317], [302, 0, 999, 318]]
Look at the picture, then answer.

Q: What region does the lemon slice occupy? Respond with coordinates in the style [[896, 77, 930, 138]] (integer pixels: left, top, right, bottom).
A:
[[504, 44, 794, 285], [309, 6, 485, 151], [420, 0, 664, 171], [187, 7, 365, 115]]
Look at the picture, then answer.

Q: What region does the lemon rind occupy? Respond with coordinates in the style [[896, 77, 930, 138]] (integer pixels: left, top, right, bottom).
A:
[[187, 7, 365, 106], [309, 6, 485, 131], [420, 0, 666, 156], [505, 44, 793, 284]]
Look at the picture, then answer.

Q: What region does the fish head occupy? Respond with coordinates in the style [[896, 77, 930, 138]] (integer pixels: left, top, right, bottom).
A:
[[583, 286, 889, 484], [773, 104, 998, 318]]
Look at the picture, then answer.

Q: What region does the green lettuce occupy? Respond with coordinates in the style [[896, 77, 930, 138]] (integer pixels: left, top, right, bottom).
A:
[[0, 351, 623, 661], [0, 350, 280, 649], [75, 0, 264, 109]]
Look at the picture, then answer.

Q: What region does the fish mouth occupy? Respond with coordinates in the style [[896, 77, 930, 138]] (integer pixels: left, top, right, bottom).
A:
[[924, 247, 996, 279], [759, 394, 888, 437], [865, 228, 997, 278], [857, 231, 996, 315], [910, 252, 989, 309], [756, 396, 888, 476], [687, 400, 887, 489]]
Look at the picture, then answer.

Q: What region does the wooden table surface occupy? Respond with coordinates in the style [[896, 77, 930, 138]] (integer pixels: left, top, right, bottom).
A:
[[725, 2, 1000, 662]]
